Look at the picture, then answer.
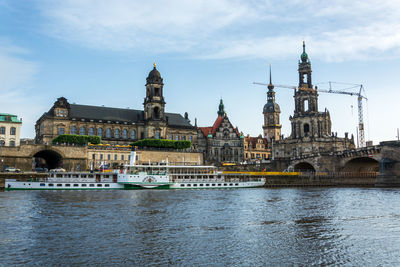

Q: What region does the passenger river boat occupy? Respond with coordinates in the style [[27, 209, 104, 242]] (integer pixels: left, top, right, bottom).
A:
[[5, 150, 266, 190]]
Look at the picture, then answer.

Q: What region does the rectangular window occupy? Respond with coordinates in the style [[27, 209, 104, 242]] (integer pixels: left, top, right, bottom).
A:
[[121, 155, 124, 161], [169, 134, 173, 140], [175, 135, 179, 141], [108, 154, 111, 160], [58, 127, 64, 135], [60, 110, 64, 116], [100, 154, 103, 160], [81, 184, 87, 187], [0, 127, 5, 134], [10, 127, 16, 135], [114, 154, 117, 160]]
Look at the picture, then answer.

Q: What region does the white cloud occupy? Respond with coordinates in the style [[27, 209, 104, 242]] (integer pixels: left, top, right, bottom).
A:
[[0, 40, 42, 138], [37, 0, 400, 61]]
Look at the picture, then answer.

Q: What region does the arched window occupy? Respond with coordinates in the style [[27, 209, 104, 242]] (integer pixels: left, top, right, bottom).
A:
[[9, 140, 15, 147], [155, 131, 160, 139], [153, 107, 160, 119], [79, 126, 85, 135], [10, 127, 16, 135], [0, 140, 4, 146], [130, 130, 136, 140], [106, 128, 111, 138], [304, 123, 310, 135], [88, 127, 94, 136], [97, 128, 103, 137], [0, 127, 5, 134], [70, 126, 77, 135], [114, 129, 120, 139], [122, 129, 128, 139]]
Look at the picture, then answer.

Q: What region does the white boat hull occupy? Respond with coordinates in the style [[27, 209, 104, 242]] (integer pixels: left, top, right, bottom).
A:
[[5, 180, 124, 190]]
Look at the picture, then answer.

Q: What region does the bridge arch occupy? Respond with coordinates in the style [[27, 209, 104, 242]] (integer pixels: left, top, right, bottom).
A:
[[294, 162, 315, 172], [342, 157, 379, 172], [32, 149, 64, 170]]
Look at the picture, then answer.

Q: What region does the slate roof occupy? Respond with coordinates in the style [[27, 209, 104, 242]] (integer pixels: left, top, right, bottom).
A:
[[43, 103, 193, 128]]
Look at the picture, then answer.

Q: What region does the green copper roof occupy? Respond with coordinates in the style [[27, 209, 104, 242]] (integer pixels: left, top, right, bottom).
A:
[[0, 114, 22, 123], [301, 41, 308, 62]]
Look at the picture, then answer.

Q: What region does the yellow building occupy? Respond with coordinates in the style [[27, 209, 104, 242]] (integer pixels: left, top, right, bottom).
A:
[[0, 114, 22, 147], [243, 135, 270, 162]]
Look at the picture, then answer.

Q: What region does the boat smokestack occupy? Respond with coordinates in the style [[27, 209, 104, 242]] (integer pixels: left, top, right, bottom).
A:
[[130, 147, 136, 166]]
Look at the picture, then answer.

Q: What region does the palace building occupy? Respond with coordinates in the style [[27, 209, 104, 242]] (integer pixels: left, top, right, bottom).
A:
[[35, 64, 197, 145], [0, 113, 22, 147], [197, 99, 244, 164], [272, 42, 355, 160]]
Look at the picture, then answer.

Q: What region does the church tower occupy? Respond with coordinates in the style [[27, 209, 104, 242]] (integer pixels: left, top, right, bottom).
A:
[[144, 63, 166, 121], [263, 66, 281, 142], [289, 42, 331, 139]]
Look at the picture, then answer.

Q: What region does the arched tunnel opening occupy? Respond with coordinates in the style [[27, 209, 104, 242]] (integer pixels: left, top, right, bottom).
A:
[[342, 157, 379, 172], [33, 150, 63, 170], [294, 162, 315, 172]]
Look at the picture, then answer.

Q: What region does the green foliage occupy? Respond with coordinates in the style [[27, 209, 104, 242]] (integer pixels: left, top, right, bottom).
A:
[[52, 134, 101, 145], [131, 139, 192, 150]]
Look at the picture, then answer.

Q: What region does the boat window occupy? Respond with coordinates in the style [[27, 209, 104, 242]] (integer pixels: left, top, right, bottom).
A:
[[224, 184, 227, 186], [206, 184, 210, 186], [104, 175, 109, 178], [74, 184, 79, 187], [229, 183, 233, 186], [40, 183, 45, 186], [88, 175, 93, 178], [81, 184, 87, 187], [57, 184, 62, 187], [193, 184, 197, 187], [73, 174, 79, 178], [199, 184, 203, 186], [187, 184, 191, 187], [180, 184, 185, 187], [81, 175, 86, 178], [212, 184, 215, 186], [235, 183, 239, 186], [217, 184, 221, 186], [56, 174, 63, 178], [49, 183, 54, 186], [97, 184, 102, 187], [105, 184, 110, 187], [89, 184, 94, 187], [65, 184, 71, 187]]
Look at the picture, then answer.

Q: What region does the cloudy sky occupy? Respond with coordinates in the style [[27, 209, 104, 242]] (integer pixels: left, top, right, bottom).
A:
[[1, 0, 399, 144]]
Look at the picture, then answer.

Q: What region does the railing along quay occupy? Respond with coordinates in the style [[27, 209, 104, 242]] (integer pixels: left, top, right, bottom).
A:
[[264, 172, 377, 188]]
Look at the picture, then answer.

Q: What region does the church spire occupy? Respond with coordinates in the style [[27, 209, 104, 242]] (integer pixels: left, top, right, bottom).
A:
[[218, 99, 225, 116]]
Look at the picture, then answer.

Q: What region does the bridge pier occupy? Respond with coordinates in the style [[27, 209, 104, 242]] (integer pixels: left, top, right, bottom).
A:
[[375, 141, 400, 187]]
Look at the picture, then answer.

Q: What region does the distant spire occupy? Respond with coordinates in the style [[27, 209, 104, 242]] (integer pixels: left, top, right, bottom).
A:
[[303, 41, 305, 53], [268, 65, 274, 91], [153, 62, 156, 68], [218, 99, 225, 116], [269, 64, 272, 85]]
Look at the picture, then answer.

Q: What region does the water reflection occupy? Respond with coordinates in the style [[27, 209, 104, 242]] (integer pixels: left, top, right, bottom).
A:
[[0, 188, 399, 265]]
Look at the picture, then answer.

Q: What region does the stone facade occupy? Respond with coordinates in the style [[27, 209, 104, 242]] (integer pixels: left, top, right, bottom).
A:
[[0, 114, 22, 147], [273, 42, 355, 160], [35, 64, 197, 146], [244, 135, 270, 162], [197, 99, 244, 164]]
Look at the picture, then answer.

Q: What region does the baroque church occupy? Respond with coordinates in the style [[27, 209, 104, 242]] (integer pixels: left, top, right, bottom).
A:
[[197, 100, 244, 164], [271, 42, 355, 159], [35, 64, 197, 145]]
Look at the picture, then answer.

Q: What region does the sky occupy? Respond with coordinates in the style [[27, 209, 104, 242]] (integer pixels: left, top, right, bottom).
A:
[[0, 0, 399, 145]]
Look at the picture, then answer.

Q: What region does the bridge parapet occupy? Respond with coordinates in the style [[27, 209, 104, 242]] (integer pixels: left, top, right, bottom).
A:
[[376, 141, 400, 187]]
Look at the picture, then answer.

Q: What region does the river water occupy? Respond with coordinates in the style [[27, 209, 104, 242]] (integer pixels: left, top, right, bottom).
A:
[[0, 188, 399, 266]]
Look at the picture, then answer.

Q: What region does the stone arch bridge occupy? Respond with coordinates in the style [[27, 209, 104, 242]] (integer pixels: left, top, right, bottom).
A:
[[273, 141, 400, 186], [0, 144, 87, 171]]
